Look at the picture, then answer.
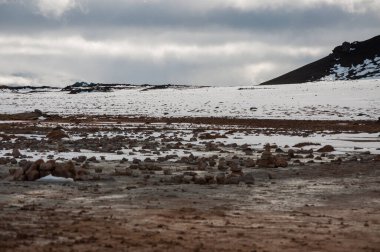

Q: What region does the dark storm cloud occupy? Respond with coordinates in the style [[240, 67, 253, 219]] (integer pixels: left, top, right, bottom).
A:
[[0, 0, 379, 86]]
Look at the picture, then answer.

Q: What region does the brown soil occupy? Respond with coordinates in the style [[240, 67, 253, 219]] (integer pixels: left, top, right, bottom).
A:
[[0, 117, 379, 251], [1, 113, 380, 133], [0, 162, 379, 252]]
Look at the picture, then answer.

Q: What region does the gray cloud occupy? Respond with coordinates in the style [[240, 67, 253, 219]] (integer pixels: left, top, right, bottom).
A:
[[0, 0, 379, 86]]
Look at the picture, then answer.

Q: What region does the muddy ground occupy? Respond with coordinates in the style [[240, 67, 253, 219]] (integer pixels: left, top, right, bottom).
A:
[[0, 117, 379, 252]]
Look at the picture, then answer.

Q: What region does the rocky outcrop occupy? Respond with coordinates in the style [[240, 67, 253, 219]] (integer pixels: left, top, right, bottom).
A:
[[261, 35, 380, 85], [11, 159, 79, 181]]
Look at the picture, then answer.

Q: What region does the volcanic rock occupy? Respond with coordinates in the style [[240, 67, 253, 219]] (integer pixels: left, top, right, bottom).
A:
[[52, 161, 76, 179], [241, 172, 255, 185], [317, 145, 335, 153], [47, 128, 69, 140], [12, 148, 22, 158]]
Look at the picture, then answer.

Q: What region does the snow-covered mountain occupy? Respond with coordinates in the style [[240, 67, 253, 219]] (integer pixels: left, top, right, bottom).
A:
[[261, 35, 380, 85]]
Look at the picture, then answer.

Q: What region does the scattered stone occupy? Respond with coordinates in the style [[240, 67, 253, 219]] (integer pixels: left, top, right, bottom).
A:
[[12, 148, 22, 158], [52, 161, 76, 179], [244, 158, 256, 168], [47, 128, 69, 140], [216, 173, 226, 184], [288, 149, 295, 158], [273, 155, 288, 168], [163, 169, 172, 175], [241, 172, 255, 185], [257, 144, 276, 168], [317, 145, 335, 153]]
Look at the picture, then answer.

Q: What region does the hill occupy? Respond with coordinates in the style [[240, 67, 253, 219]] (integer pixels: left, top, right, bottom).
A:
[[260, 35, 380, 85]]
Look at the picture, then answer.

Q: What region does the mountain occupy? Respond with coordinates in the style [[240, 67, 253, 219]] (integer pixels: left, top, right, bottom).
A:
[[260, 35, 380, 85]]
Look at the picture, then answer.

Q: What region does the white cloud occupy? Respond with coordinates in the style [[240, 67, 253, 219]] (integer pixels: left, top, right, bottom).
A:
[[0, 35, 326, 61], [35, 0, 78, 18], [0, 75, 32, 86], [167, 0, 380, 14]]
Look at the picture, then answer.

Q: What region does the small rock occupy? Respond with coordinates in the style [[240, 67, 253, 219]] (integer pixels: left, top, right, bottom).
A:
[[317, 145, 335, 153], [12, 148, 22, 158], [241, 172, 255, 185]]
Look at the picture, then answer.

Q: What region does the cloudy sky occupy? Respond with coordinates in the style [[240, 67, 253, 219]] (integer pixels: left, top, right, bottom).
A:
[[0, 0, 379, 86]]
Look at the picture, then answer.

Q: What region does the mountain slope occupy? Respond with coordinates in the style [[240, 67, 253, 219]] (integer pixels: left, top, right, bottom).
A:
[[260, 35, 380, 85]]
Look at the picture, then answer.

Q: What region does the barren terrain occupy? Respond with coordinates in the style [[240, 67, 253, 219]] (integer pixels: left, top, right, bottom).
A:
[[0, 116, 379, 251]]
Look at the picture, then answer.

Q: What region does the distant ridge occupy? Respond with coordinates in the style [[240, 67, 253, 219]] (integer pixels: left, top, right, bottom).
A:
[[260, 35, 380, 85]]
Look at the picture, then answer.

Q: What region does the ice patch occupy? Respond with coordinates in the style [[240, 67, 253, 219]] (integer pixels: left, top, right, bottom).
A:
[[37, 175, 74, 182]]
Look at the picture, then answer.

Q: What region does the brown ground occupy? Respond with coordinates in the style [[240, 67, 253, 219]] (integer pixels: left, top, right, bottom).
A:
[[0, 161, 379, 252], [1, 113, 380, 133], [0, 117, 379, 252]]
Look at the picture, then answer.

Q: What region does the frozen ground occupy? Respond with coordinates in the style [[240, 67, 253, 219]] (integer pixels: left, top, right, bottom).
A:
[[1, 80, 380, 120]]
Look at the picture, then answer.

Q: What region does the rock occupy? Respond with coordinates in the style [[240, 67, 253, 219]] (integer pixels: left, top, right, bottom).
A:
[[244, 158, 256, 168], [197, 160, 209, 170], [34, 109, 43, 115], [163, 169, 172, 175], [18, 159, 28, 168], [88, 156, 97, 162], [218, 159, 228, 171], [373, 155, 380, 162], [194, 176, 207, 185], [216, 173, 226, 184], [183, 175, 193, 184], [75, 169, 91, 181], [26, 169, 40, 181], [204, 173, 215, 184], [39, 160, 55, 177], [275, 148, 284, 153], [47, 128, 69, 140], [52, 161, 76, 179], [10, 158, 17, 164], [77, 156, 87, 162], [317, 145, 335, 152], [12, 168, 25, 181], [229, 161, 242, 173], [132, 158, 141, 164], [8, 168, 17, 175], [241, 172, 255, 185], [225, 175, 241, 185], [12, 148, 22, 158], [273, 156, 288, 168], [288, 149, 295, 158], [257, 144, 276, 168]]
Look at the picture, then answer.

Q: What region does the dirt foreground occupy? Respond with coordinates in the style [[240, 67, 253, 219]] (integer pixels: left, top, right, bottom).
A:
[[0, 117, 379, 252]]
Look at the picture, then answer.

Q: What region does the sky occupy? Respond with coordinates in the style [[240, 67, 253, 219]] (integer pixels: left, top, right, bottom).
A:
[[0, 0, 379, 87]]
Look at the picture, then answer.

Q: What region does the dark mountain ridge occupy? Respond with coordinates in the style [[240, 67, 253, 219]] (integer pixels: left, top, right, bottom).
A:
[[260, 35, 380, 85]]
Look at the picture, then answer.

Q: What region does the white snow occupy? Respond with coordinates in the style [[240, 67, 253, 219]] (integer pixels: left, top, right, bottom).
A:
[[36, 175, 74, 182], [322, 57, 380, 81], [1, 79, 380, 120]]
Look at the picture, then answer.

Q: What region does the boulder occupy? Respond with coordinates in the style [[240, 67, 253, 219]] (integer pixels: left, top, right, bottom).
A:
[[216, 173, 226, 184], [317, 145, 335, 153], [288, 149, 295, 158], [25, 169, 40, 181], [241, 172, 255, 185], [244, 158, 256, 168], [47, 128, 69, 140], [12, 168, 25, 181], [257, 145, 276, 168], [273, 156, 288, 168], [12, 148, 22, 158], [52, 161, 76, 179]]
